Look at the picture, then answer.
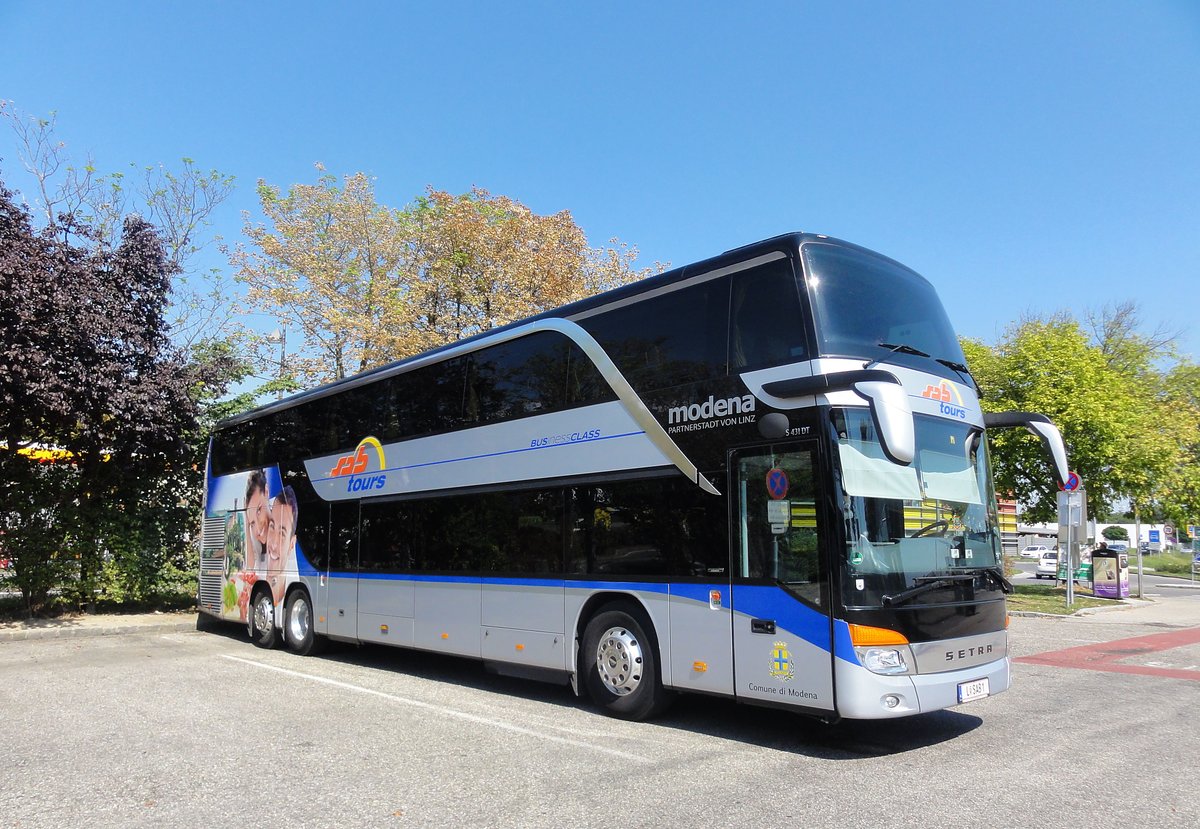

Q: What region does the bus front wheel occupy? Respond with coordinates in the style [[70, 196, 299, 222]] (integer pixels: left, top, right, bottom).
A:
[[581, 604, 671, 721], [284, 589, 324, 656], [248, 588, 278, 649]]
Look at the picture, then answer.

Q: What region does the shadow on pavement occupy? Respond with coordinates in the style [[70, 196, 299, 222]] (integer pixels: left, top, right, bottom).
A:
[[213, 625, 982, 759]]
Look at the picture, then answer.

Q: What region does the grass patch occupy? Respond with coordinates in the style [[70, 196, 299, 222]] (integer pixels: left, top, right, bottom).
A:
[[1008, 583, 1123, 615], [1145, 552, 1199, 577]]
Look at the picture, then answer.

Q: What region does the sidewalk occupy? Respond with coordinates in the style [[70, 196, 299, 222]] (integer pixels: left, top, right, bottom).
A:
[[0, 611, 200, 642], [1012, 583, 1200, 627]]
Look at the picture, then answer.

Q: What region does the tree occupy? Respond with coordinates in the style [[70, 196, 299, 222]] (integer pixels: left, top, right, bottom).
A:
[[1102, 526, 1129, 541], [965, 313, 1183, 524], [1159, 360, 1200, 530], [234, 170, 664, 385], [0, 179, 200, 612], [404, 186, 657, 351], [2, 101, 239, 355], [232, 170, 413, 385]]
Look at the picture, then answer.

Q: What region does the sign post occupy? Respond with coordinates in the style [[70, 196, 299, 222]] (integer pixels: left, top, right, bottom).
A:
[[1058, 472, 1085, 608]]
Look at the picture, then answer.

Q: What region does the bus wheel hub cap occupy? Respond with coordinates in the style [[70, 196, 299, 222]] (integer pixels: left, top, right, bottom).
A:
[[596, 626, 643, 696]]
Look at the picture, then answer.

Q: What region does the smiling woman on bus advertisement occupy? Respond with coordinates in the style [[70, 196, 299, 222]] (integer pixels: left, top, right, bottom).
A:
[[244, 469, 269, 568], [266, 486, 298, 604]]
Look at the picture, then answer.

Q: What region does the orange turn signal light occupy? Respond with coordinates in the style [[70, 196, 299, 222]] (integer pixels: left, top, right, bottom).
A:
[[848, 623, 909, 647]]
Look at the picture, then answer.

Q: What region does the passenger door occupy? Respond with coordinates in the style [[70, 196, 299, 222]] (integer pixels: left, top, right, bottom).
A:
[[730, 444, 835, 711]]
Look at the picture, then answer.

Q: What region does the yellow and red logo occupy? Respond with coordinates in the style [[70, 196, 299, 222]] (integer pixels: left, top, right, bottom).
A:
[[329, 437, 386, 478], [921, 382, 960, 404], [920, 382, 968, 420]]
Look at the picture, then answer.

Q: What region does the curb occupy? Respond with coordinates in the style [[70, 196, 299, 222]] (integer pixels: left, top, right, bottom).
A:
[[0, 620, 197, 643], [1009, 599, 1151, 619]]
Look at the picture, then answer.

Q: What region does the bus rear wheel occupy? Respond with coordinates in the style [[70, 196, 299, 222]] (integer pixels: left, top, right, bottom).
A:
[[248, 588, 278, 649], [284, 589, 324, 656], [581, 604, 671, 721]]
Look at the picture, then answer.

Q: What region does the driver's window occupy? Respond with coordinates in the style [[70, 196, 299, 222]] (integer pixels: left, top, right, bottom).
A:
[[736, 446, 822, 606]]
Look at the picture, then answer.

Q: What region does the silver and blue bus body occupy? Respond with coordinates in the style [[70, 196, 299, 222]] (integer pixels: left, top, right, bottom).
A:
[[199, 233, 1067, 721]]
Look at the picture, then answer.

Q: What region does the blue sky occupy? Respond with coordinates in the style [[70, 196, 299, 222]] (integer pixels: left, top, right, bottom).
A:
[[2, 1, 1197, 358]]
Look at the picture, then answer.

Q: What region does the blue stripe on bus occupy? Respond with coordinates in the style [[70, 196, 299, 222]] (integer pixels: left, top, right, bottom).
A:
[[303, 571, 855, 661], [310, 429, 646, 485], [319, 571, 672, 594], [832, 619, 860, 665], [730, 585, 833, 652]]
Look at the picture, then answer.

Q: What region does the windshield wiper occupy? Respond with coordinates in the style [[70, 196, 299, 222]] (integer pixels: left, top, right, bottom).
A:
[[864, 342, 930, 370], [878, 342, 930, 358], [936, 357, 978, 389], [865, 342, 979, 390], [881, 574, 975, 607]]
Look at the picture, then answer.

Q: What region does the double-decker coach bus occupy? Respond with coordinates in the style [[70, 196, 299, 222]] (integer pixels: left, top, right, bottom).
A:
[[198, 232, 1069, 722]]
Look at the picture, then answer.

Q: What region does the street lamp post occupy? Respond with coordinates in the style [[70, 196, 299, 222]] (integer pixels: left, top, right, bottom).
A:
[[267, 329, 287, 400]]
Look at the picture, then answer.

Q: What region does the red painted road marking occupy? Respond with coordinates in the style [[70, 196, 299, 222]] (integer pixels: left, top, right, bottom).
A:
[[1015, 627, 1200, 681]]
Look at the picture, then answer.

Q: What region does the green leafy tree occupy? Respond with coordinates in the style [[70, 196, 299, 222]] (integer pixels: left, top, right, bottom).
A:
[[966, 311, 1184, 524], [1159, 361, 1200, 530]]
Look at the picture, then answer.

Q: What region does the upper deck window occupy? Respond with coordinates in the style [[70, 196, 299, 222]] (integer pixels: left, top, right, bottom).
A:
[[803, 243, 965, 365], [728, 258, 808, 371]]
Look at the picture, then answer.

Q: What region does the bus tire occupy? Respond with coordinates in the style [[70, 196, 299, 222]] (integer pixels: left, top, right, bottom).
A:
[[581, 604, 671, 721], [248, 587, 278, 649], [284, 588, 324, 656]]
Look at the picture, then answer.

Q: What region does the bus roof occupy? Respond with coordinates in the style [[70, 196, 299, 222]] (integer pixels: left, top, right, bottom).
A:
[[216, 232, 917, 430]]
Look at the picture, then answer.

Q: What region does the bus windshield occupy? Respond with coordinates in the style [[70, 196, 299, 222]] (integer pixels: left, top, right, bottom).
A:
[[803, 242, 967, 366], [834, 409, 1001, 608]]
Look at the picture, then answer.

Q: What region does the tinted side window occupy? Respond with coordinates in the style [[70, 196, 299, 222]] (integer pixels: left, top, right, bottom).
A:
[[566, 342, 617, 406], [582, 277, 729, 391], [568, 478, 727, 577], [293, 488, 329, 572], [466, 333, 568, 425], [402, 490, 565, 574], [476, 490, 563, 574], [395, 357, 468, 437], [360, 499, 415, 572], [211, 421, 265, 476], [328, 501, 359, 572], [729, 258, 808, 371]]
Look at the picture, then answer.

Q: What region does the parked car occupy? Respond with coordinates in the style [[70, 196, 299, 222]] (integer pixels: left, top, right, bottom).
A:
[[1035, 551, 1059, 579], [1106, 542, 1129, 553], [1020, 544, 1049, 558]]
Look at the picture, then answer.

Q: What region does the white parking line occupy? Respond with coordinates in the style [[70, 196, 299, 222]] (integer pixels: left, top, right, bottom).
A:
[[220, 654, 652, 763]]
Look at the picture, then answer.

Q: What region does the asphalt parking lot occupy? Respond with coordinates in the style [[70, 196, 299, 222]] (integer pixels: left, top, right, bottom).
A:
[[2, 592, 1198, 829]]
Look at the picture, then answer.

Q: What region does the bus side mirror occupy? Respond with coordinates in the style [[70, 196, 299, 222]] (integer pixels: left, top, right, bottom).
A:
[[851, 379, 915, 465], [761, 369, 915, 465], [982, 412, 1070, 487]]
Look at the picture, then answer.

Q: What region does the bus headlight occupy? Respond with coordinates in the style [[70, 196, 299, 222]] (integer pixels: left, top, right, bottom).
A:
[[857, 646, 911, 675], [848, 624, 914, 675]]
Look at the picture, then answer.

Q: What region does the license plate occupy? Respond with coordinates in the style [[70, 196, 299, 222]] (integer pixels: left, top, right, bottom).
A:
[[957, 677, 990, 704]]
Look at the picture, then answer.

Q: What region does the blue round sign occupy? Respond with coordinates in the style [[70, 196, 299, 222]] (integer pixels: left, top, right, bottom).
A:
[[1060, 471, 1081, 492]]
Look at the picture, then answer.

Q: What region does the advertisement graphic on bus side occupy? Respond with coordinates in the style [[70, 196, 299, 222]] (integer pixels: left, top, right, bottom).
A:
[[203, 466, 300, 623]]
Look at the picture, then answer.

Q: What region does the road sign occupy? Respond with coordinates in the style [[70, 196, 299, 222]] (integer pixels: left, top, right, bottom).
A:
[[1060, 471, 1081, 492], [1057, 491, 1084, 527], [765, 468, 789, 500], [1149, 529, 1160, 543]]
